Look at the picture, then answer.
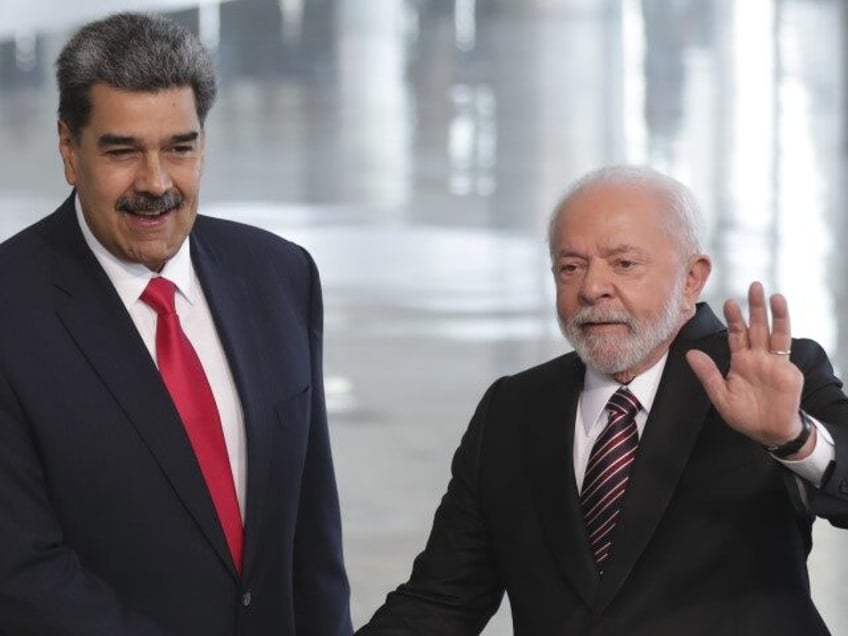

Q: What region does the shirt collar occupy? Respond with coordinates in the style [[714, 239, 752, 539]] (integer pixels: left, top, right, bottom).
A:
[[580, 351, 669, 435], [74, 193, 197, 310]]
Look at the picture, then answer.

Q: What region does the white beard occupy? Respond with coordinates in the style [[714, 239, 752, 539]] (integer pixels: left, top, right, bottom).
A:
[[560, 273, 687, 375]]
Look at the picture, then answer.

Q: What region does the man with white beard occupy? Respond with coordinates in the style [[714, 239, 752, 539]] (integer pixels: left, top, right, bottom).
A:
[[357, 165, 848, 636]]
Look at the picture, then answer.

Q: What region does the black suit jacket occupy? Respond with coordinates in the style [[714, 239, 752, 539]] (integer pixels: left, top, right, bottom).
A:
[[0, 194, 352, 635], [358, 304, 848, 635]]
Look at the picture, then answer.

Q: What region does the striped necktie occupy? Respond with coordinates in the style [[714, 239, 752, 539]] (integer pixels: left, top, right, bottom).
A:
[[580, 386, 641, 572]]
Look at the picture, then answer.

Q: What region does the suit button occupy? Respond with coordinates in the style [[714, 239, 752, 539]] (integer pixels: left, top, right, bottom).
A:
[[839, 479, 848, 495], [242, 591, 252, 607]]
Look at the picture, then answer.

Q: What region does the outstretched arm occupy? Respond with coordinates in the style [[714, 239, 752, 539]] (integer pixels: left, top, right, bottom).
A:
[[356, 381, 505, 635]]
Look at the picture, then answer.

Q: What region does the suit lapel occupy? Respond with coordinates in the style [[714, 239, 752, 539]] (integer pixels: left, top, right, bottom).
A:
[[47, 200, 237, 575], [593, 304, 729, 610], [526, 355, 599, 605], [190, 228, 272, 578]]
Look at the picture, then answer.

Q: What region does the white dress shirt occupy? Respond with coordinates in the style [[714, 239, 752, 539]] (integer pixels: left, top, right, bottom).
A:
[[574, 356, 666, 492], [573, 353, 835, 491], [75, 198, 247, 517]]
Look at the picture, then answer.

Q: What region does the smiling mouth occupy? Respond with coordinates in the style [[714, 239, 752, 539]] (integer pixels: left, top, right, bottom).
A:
[[121, 207, 176, 218]]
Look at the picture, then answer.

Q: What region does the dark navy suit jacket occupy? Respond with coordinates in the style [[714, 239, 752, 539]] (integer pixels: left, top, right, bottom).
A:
[[358, 304, 848, 635], [0, 194, 352, 635]]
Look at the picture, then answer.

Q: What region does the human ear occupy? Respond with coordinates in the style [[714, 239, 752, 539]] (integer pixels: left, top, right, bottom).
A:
[[683, 254, 712, 307], [57, 120, 78, 186]]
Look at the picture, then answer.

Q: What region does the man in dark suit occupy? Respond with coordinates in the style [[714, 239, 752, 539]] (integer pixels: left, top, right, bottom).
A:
[[0, 12, 351, 635], [357, 165, 848, 635]]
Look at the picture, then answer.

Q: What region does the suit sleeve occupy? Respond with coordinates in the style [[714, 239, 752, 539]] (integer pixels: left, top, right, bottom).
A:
[[0, 372, 165, 635], [292, 249, 353, 635], [356, 380, 506, 635], [792, 338, 848, 527]]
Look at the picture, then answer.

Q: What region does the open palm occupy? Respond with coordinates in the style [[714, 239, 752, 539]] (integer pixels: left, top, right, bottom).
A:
[[686, 282, 803, 447]]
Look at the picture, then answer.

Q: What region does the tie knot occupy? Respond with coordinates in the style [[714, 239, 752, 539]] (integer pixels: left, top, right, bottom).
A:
[[141, 277, 177, 316], [607, 387, 641, 420]]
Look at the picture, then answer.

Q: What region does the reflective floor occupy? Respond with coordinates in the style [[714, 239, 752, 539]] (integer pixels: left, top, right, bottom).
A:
[[1, 0, 847, 632]]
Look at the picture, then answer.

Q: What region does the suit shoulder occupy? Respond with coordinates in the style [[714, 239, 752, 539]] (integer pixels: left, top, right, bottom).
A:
[[0, 213, 58, 284], [192, 215, 315, 271], [491, 353, 578, 396], [193, 214, 303, 252]]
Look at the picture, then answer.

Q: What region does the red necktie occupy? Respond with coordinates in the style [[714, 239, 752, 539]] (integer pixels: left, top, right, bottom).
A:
[[141, 276, 243, 573], [580, 386, 641, 572]]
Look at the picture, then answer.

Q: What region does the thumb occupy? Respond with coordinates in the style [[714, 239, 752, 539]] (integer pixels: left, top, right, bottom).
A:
[[685, 349, 727, 408]]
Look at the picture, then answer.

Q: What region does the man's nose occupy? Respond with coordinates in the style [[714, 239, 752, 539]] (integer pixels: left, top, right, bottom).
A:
[[134, 153, 172, 195], [579, 262, 614, 303]]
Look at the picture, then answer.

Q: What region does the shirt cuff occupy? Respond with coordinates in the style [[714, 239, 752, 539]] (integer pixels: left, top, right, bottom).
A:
[[775, 418, 835, 488]]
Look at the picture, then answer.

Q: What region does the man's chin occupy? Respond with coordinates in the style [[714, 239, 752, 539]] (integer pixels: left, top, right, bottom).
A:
[[570, 341, 633, 375], [582, 356, 628, 376]]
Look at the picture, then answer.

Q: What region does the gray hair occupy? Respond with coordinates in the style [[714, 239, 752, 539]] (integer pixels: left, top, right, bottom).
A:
[[547, 165, 705, 262], [56, 12, 217, 136]]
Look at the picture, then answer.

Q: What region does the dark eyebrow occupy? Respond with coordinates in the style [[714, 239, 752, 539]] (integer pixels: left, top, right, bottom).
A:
[[170, 132, 199, 144], [98, 134, 136, 147], [97, 131, 199, 147]]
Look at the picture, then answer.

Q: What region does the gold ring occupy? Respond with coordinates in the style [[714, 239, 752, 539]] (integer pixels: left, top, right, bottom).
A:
[[769, 349, 791, 356]]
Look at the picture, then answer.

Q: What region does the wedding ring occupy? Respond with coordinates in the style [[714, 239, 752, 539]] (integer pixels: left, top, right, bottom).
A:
[[769, 349, 791, 356]]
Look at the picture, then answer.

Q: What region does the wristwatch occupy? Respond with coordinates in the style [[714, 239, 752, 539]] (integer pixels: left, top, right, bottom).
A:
[[765, 410, 813, 459]]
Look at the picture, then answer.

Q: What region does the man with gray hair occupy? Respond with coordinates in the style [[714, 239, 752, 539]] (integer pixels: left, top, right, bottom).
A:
[[0, 12, 351, 635], [358, 165, 848, 635]]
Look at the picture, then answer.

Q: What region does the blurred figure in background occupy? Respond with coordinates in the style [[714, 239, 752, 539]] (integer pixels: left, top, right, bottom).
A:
[[0, 12, 351, 635], [358, 165, 848, 635]]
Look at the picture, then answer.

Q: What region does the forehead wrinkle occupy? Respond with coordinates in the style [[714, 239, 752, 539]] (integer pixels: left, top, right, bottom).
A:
[[601, 244, 648, 258], [555, 243, 648, 260]]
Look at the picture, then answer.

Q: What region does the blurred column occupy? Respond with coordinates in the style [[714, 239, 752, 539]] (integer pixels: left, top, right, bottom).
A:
[[489, 0, 618, 231], [773, 0, 837, 352], [709, 0, 777, 306], [335, 0, 412, 208]]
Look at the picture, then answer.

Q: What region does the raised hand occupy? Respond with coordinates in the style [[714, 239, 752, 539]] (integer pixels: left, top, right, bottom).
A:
[[685, 282, 810, 454]]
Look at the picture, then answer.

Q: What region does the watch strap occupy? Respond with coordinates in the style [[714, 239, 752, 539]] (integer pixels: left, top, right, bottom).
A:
[[766, 410, 813, 459]]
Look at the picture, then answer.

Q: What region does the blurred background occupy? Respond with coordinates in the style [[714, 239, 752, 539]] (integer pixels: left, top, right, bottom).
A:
[[0, 0, 846, 632]]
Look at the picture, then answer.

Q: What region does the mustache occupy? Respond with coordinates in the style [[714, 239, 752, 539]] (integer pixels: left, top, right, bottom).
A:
[[568, 306, 635, 330], [116, 192, 183, 214]]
